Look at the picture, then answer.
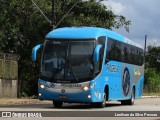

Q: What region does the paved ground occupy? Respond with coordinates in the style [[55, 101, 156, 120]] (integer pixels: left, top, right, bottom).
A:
[[0, 97, 160, 120], [0, 96, 159, 106], [1, 97, 160, 111]]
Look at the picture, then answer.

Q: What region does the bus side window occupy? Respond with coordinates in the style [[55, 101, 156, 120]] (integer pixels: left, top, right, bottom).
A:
[[98, 36, 106, 61], [106, 38, 144, 66], [106, 38, 122, 63], [124, 44, 131, 63], [135, 49, 139, 65], [139, 48, 144, 65], [95, 36, 106, 74], [129, 46, 134, 64]]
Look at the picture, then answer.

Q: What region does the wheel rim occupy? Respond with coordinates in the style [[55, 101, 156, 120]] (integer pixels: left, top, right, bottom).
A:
[[131, 90, 135, 103], [103, 93, 106, 106]]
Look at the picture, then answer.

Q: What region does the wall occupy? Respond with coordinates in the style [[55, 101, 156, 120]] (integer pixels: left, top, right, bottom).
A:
[[0, 53, 19, 98], [0, 79, 17, 98]]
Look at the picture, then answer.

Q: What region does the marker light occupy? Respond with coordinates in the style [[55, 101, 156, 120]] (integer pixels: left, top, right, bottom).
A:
[[90, 83, 96, 89]]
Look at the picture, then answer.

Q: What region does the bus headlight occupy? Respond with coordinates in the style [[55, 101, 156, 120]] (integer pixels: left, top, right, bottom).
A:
[[39, 93, 42, 97], [39, 84, 46, 89], [82, 83, 96, 91], [40, 84, 45, 89], [82, 86, 89, 91]]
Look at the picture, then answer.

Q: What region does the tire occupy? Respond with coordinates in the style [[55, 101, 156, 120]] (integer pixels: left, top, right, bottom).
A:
[[96, 93, 106, 108], [121, 100, 127, 105], [128, 88, 135, 105], [53, 101, 63, 108], [121, 88, 135, 105]]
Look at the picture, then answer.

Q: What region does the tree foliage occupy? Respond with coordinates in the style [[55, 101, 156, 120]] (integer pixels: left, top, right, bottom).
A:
[[145, 46, 160, 71], [53, 0, 131, 31], [0, 0, 131, 96], [145, 46, 160, 93]]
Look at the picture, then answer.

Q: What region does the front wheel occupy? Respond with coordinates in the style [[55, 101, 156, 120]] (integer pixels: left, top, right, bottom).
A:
[[95, 93, 106, 108], [53, 101, 63, 108]]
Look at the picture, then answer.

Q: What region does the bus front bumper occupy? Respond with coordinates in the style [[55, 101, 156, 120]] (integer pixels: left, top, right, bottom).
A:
[[38, 87, 102, 103]]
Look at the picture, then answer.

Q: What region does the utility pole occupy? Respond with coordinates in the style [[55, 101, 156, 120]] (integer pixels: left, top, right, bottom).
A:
[[144, 35, 147, 54], [52, 0, 56, 29], [144, 35, 147, 65]]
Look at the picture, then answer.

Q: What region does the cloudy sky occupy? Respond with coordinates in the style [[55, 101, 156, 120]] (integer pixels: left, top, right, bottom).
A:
[[101, 0, 160, 47]]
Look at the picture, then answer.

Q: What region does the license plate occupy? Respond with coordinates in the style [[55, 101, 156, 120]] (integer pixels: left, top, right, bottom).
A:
[[59, 95, 67, 99]]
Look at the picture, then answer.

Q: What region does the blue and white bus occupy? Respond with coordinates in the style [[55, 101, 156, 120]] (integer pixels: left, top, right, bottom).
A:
[[32, 27, 144, 108]]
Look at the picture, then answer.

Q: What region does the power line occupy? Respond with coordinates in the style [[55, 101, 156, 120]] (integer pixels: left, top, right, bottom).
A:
[[31, 0, 51, 25], [55, 0, 89, 28]]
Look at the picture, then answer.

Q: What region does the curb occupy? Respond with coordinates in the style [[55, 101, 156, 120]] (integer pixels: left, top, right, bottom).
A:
[[142, 96, 159, 98], [0, 99, 51, 106]]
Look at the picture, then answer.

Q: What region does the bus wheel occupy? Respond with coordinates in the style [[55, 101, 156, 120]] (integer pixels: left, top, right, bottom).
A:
[[121, 88, 135, 105], [97, 93, 106, 108], [53, 101, 63, 108], [128, 88, 135, 105], [121, 100, 127, 105]]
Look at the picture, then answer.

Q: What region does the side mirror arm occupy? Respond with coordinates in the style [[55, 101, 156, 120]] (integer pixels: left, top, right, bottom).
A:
[[32, 44, 43, 62], [93, 44, 102, 62]]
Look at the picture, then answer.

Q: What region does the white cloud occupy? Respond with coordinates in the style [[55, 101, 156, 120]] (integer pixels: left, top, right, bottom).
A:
[[101, 0, 160, 47], [100, 0, 126, 14]]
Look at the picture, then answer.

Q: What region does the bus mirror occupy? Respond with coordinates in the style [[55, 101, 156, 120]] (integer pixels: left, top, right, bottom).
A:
[[32, 44, 43, 62], [93, 44, 102, 62]]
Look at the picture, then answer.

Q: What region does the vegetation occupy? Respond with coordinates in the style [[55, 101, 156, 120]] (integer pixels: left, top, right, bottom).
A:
[[0, 0, 131, 97], [144, 46, 160, 94], [2, 0, 159, 97]]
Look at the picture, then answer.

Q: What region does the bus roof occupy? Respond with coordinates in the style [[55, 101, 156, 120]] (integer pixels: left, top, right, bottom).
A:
[[46, 27, 143, 49]]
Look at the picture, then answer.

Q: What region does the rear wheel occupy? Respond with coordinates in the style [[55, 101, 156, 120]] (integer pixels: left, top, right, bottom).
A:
[[121, 100, 128, 105], [128, 88, 135, 105], [53, 101, 63, 108], [121, 88, 135, 105]]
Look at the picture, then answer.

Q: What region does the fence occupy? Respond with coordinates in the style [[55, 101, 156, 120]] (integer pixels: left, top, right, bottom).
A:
[[0, 53, 19, 98]]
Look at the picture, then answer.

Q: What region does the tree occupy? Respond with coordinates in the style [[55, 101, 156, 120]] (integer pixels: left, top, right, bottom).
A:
[[0, 0, 131, 97], [145, 46, 160, 71], [52, 0, 131, 31], [145, 46, 160, 93], [0, 0, 51, 96]]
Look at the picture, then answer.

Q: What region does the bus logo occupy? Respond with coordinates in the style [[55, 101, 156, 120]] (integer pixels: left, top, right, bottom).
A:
[[107, 64, 119, 72], [61, 89, 65, 93], [122, 67, 130, 96], [53, 41, 61, 44]]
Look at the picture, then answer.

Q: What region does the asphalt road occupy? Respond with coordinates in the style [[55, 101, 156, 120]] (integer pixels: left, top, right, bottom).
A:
[[0, 98, 160, 120]]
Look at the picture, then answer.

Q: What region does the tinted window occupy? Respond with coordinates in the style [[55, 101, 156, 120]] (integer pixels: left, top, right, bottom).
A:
[[106, 38, 144, 66], [41, 40, 95, 83], [106, 38, 121, 62], [98, 36, 106, 60], [95, 36, 106, 74]]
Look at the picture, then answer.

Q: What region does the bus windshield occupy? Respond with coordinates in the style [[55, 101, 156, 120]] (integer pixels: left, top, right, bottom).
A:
[[40, 39, 95, 83]]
